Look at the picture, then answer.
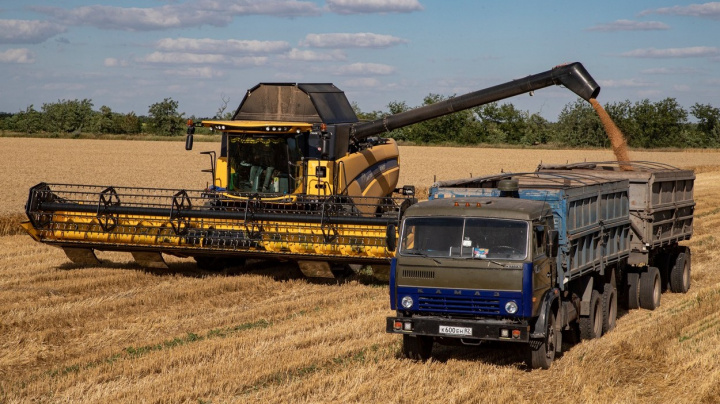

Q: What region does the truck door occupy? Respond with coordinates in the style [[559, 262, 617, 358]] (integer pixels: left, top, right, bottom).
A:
[[532, 223, 552, 314]]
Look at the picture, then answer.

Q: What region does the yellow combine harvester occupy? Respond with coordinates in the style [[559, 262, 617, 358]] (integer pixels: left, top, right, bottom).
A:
[[23, 63, 600, 277]]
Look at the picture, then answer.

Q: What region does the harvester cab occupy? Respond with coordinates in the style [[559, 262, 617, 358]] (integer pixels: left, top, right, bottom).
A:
[[192, 83, 402, 202]]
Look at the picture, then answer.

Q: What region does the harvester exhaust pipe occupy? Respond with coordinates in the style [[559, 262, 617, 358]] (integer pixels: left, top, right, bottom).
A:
[[351, 62, 600, 140]]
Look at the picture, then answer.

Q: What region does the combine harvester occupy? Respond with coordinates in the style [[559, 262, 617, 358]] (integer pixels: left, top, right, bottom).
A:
[[23, 62, 601, 278]]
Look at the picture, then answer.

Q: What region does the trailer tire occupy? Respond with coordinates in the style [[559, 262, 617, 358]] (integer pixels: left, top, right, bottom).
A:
[[579, 290, 602, 340], [670, 248, 691, 294], [602, 283, 617, 334], [624, 272, 641, 310], [639, 266, 661, 310], [528, 309, 556, 370], [402, 335, 432, 361]]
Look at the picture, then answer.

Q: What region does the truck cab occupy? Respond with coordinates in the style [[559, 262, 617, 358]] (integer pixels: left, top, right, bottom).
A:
[[387, 196, 558, 366]]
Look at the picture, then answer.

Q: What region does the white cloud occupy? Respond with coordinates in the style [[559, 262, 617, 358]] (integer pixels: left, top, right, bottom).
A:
[[283, 48, 347, 61], [620, 46, 720, 58], [586, 19, 669, 31], [0, 19, 66, 44], [32, 1, 322, 31], [40, 82, 87, 91], [599, 79, 655, 88], [163, 66, 225, 79], [334, 62, 395, 75], [342, 77, 381, 87], [140, 51, 228, 64], [104, 58, 129, 67], [640, 2, 720, 20], [641, 67, 699, 74], [156, 37, 290, 55], [32, 4, 229, 31], [326, 0, 423, 14], [673, 84, 691, 92], [301, 32, 407, 48], [230, 56, 268, 67], [0, 48, 34, 64], [197, 0, 322, 17]]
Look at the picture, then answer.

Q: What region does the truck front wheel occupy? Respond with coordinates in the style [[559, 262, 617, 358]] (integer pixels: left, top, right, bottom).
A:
[[528, 309, 556, 369], [402, 335, 433, 361]]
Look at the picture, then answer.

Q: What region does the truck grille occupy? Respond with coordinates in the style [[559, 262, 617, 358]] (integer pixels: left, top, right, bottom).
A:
[[418, 295, 501, 315], [401, 269, 435, 279]]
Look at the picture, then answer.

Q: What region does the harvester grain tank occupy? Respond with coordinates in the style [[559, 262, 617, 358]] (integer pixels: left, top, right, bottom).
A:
[[386, 162, 694, 368], [23, 63, 600, 277]]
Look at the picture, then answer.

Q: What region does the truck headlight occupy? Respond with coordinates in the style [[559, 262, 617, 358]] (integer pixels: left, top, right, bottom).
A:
[[401, 296, 414, 309], [505, 301, 518, 314]]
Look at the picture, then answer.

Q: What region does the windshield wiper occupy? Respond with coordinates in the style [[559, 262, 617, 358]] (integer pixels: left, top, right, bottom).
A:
[[403, 250, 441, 265]]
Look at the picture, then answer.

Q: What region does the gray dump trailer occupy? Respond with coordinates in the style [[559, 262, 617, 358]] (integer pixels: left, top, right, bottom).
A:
[[386, 162, 694, 369]]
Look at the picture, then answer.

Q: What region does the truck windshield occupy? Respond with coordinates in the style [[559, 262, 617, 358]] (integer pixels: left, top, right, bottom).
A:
[[400, 217, 528, 260], [227, 135, 301, 193]]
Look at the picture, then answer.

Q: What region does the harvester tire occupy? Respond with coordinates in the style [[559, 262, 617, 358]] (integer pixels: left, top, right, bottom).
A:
[[579, 290, 602, 340], [402, 335, 432, 361], [602, 283, 617, 334], [670, 248, 691, 293], [639, 266, 661, 310]]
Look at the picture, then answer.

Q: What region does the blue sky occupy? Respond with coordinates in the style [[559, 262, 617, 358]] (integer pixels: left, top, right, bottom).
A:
[[1, 0, 718, 121]]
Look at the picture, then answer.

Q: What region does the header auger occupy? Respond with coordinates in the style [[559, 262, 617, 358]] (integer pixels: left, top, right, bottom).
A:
[[23, 62, 600, 278]]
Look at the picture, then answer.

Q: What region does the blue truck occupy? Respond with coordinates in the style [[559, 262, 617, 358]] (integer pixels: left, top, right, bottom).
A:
[[386, 161, 694, 369]]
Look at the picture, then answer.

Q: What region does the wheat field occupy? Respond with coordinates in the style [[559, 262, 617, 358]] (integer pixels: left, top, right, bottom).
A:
[[2, 137, 720, 403]]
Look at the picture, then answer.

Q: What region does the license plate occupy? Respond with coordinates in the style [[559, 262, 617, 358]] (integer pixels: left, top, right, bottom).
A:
[[439, 325, 472, 336]]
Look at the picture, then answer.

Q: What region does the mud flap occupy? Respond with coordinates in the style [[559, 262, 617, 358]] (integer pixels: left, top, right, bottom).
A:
[[62, 247, 101, 266], [131, 251, 169, 269], [297, 260, 335, 278]]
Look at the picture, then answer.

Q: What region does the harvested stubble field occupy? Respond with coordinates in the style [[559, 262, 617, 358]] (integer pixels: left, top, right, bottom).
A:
[[2, 137, 720, 403]]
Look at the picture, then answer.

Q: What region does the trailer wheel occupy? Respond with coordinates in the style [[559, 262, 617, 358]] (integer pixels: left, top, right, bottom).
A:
[[602, 283, 617, 334], [639, 266, 661, 310], [670, 248, 691, 293], [624, 272, 641, 310], [579, 290, 603, 340], [528, 309, 556, 369], [402, 335, 433, 361]]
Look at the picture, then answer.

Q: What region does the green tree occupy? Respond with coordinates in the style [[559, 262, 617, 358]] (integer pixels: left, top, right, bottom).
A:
[[8, 105, 43, 134], [92, 105, 115, 134], [554, 98, 607, 147], [41, 99, 94, 134], [148, 98, 184, 136], [476, 102, 530, 144], [690, 103, 720, 147]]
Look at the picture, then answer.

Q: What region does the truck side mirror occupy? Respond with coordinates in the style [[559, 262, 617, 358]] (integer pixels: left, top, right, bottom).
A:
[[386, 224, 397, 251], [548, 229, 559, 257], [185, 133, 194, 151]]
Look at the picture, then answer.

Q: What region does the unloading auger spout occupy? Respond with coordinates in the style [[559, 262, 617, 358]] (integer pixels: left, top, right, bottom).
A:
[[351, 62, 600, 140]]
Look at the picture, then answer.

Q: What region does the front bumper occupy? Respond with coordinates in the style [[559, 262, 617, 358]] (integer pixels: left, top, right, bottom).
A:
[[386, 315, 530, 342]]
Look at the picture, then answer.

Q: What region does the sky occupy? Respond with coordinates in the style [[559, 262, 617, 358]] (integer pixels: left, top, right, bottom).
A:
[[1, 0, 719, 121]]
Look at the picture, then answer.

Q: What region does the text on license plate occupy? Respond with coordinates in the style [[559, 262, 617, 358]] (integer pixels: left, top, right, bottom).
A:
[[439, 325, 472, 336]]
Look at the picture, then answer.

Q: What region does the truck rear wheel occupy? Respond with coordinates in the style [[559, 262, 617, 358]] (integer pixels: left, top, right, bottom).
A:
[[402, 335, 433, 361], [528, 309, 556, 370], [580, 290, 603, 340], [670, 248, 691, 293], [624, 272, 640, 310], [602, 283, 617, 334], [639, 266, 661, 310]]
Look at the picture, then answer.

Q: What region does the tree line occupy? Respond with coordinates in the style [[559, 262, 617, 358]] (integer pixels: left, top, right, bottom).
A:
[[2, 95, 719, 148], [355, 95, 720, 149], [0, 98, 187, 136]]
